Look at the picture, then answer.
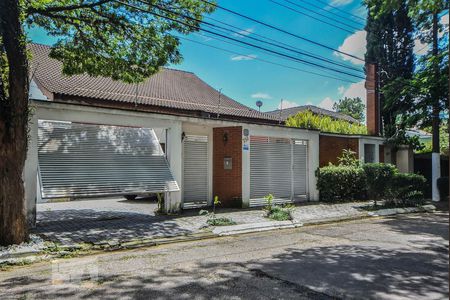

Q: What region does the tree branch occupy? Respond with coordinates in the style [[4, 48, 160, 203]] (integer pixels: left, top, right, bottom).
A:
[[27, 0, 113, 16]]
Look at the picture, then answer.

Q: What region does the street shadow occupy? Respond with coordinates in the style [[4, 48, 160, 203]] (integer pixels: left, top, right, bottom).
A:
[[33, 209, 193, 245], [1, 241, 447, 300]]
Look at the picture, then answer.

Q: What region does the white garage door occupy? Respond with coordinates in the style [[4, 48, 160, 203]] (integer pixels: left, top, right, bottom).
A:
[[183, 135, 209, 208], [250, 136, 308, 207], [38, 120, 179, 200]]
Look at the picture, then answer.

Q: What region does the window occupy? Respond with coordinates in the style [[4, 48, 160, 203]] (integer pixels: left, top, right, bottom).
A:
[[364, 144, 376, 163]]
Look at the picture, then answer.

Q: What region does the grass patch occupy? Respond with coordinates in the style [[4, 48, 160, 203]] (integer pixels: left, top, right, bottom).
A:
[[206, 217, 237, 226], [266, 206, 293, 221]]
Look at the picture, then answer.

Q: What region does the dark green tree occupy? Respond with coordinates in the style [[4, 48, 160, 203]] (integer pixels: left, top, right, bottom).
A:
[[0, 0, 215, 246], [365, 0, 415, 139], [332, 97, 365, 123]]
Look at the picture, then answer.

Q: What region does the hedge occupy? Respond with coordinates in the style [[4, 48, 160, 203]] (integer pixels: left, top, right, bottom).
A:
[[389, 173, 427, 206], [362, 163, 397, 201], [316, 163, 427, 205], [316, 165, 366, 202]]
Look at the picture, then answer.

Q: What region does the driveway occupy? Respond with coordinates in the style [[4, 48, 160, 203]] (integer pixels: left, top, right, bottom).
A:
[[2, 212, 448, 299], [34, 198, 372, 246]]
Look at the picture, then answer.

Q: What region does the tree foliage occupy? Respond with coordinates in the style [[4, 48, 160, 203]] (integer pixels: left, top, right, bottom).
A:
[[286, 109, 368, 134], [0, 0, 215, 246], [365, 0, 415, 140], [332, 97, 365, 123]]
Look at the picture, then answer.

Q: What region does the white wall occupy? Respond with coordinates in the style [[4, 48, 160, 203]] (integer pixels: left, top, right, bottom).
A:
[[358, 137, 384, 163]]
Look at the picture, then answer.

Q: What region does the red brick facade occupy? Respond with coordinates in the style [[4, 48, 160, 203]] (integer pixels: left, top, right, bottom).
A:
[[365, 63, 380, 136], [319, 135, 359, 167], [213, 126, 242, 207], [379, 145, 384, 163]]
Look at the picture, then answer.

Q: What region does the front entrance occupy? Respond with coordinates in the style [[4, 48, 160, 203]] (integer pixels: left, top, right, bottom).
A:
[[249, 136, 308, 207], [182, 135, 209, 208]]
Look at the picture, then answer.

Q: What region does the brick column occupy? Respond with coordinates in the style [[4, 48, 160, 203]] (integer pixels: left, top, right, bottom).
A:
[[365, 63, 380, 136], [213, 126, 242, 207]]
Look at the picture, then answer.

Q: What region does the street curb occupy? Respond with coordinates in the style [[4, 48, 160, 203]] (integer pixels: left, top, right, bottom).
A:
[[1, 205, 437, 266]]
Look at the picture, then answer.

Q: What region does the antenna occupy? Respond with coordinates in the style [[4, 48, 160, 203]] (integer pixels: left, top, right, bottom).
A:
[[279, 99, 283, 124], [256, 100, 263, 112], [216, 88, 222, 119]]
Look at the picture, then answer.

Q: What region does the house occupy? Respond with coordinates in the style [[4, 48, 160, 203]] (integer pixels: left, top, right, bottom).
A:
[[266, 105, 359, 123], [24, 43, 386, 226]]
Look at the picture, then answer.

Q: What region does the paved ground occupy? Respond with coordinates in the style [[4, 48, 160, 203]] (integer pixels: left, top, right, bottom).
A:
[[34, 198, 370, 246], [2, 212, 448, 299]]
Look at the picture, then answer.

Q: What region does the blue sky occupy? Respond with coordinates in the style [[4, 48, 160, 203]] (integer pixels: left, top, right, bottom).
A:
[[28, 0, 448, 113]]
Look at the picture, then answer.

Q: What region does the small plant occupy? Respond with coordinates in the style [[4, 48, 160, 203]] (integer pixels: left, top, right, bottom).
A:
[[200, 196, 236, 227], [263, 194, 293, 221], [338, 149, 360, 167]]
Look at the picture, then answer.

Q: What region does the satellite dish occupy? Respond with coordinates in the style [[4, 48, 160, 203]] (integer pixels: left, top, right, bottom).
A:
[[256, 100, 263, 112]]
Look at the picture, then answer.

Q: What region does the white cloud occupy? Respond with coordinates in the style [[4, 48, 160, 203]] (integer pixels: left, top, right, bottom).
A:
[[330, 0, 352, 7], [318, 97, 335, 111], [441, 14, 448, 26], [414, 38, 428, 56], [337, 86, 345, 95], [335, 30, 366, 65], [251, 93, 272, 99], [233, 28, 254, 38], [230, 54, 257, 61], [341, 80, 366, 102], [278, 100, 299, 109]]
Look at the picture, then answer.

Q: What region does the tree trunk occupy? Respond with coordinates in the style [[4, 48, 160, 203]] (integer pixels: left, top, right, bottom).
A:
[[431, 11, 441, 202], [0, 0, 30, 245]]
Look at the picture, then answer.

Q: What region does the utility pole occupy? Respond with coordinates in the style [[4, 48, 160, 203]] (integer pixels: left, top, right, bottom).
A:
[[431, 11, 441, 202]]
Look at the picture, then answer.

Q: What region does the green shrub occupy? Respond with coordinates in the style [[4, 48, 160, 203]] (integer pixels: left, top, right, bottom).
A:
[[316, 165, 366, 202], [389, 173, 427, 206], [337, 149, 360, 167], [286, 109, 367, 134], [437, 177, 449, 201], [362, 163, 397, 204]]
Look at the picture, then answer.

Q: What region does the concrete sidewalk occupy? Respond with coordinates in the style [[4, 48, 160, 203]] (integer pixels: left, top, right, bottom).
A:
[[0, 199, 436, 263], [32, 199, 435, 247]]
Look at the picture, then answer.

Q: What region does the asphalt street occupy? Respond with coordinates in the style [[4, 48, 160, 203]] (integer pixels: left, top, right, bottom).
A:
[[1, 212, 448, 300]]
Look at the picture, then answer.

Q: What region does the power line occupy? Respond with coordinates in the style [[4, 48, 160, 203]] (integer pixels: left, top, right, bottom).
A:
[[311, 0, 366, 22], [197, 0, 366, 62], [178, 35, 357, 83], [270, 0, 361, 33], [195, 31, 359, 82], [202, 14, 362, 73], [295, 0, 365, 26], [123, 0, 365, 79], [150, 1, 363, 73]]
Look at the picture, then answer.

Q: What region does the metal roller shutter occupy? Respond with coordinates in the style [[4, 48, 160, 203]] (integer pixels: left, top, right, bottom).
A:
[[38, 120, 179, 199], [293, 140, 308, 200], [183, 135, 209, 208], [250, 136, 292, 206], [249, 136, 308, 207]]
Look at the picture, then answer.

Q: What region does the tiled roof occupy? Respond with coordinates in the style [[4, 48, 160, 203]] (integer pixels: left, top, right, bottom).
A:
[[266, 105, 359, 123], [30, 43, 278, 122]]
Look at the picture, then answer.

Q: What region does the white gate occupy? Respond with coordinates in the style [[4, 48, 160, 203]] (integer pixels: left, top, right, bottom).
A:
[[37, 120, 179, 200], [249, 136, 308, 207], [183, 135, 209, 208]]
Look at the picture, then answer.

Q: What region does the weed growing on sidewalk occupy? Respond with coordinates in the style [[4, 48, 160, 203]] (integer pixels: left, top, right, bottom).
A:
[[264, 194, 294, 221], [199, 196, 237, 227]]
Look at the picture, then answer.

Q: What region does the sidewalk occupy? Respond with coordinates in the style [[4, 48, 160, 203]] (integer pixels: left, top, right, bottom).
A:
[[0, 199, 436, 264]]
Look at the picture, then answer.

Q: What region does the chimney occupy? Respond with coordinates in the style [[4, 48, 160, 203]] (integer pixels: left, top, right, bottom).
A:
[[365, 63, 380, 136]]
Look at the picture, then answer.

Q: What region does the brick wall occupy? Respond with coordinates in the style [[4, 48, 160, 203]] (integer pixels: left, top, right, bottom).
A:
[[365, 63, 380, 136], [213, 126, 242, 207], [319, 135, 359, 167], [379, 145, 384, 163]]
